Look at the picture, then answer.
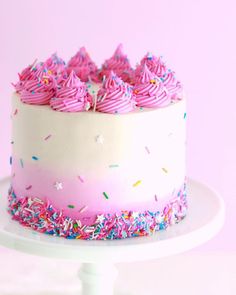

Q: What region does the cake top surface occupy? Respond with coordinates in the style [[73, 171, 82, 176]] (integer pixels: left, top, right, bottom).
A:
[[13, 44, 184, 115]]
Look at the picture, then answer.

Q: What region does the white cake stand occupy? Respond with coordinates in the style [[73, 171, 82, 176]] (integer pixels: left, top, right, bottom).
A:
[[0, 178, 225, 295]]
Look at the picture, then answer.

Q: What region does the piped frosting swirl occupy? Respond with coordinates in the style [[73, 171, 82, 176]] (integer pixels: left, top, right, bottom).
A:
[[67, 47, 99, 82], [161, 70, 183, 100], [133, 64, 171, 108], [13, 60, 39, 93], [100, 44, 133, 83], [96, 71, 136, 114], [50, 71, 92, 112], [20, 66, 56, 105], [44, 53, 66, 76]]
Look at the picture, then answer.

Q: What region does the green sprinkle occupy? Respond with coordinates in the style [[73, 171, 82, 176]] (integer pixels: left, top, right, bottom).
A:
[[109, 164, 119, 168], [20, 158, 24, 168], [103, 192, 109, 199], [73, 223, 78, 229], [32, 156, 39, 161], [140, 107, 143, 111], [184, 112, 187, 119], [68, 205, 75, 209]]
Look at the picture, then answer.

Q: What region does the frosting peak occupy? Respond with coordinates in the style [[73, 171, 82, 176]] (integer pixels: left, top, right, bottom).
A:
[[96, 71, 136, 114], [20, 65, 56, 105], [50, 70, 92, 112], [67, 47, 99, 82], [100, 44, 134, 83], [133, 64, 171, 108], [44, 53, 66, 76]]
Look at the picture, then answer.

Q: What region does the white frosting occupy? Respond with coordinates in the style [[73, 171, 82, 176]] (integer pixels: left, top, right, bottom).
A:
[[11, 93, 186, 216]]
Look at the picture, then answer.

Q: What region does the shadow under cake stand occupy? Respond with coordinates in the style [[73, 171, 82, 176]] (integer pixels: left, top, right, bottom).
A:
[[0, 178, 225, 295]]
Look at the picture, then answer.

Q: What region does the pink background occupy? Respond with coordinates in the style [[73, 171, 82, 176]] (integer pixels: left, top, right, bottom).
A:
[[0, 0, 235, 251]]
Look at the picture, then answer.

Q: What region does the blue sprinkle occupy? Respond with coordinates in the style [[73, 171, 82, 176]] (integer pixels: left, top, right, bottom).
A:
[[184, 112, 187, 119], [10, 156, 12, 165], [32, 156, 39, 161], [31, 91, 35, 94]]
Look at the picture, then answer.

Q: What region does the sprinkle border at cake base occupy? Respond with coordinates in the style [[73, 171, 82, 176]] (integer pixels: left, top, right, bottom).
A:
[[8, 184, 187, 240]]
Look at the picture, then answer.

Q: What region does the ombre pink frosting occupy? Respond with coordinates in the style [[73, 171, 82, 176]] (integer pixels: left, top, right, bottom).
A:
[[20, 66, 56, 105], [67, 47, 99, 82], [133, 64, 171, 108], [96, 71, 136, 114], [44, 53, 66, 76], [50, 71, 92, 112], [100, 44, 134, 83]]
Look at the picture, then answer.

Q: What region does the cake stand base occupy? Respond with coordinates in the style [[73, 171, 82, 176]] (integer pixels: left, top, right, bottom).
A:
[[0, 178, 225, 295]]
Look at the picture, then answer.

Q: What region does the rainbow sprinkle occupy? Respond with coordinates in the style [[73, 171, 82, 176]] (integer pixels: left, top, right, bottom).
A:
[[7, 183, 187, 240], [20, 159, 24, 168], [109, 164, 119, 168], [13, 109, 18, 116], [103, 192, 109, 199], [145, 146, 150, 154], [79, 205, 88, 213], [10, 156, 12, 165], [162, 168, 168, 174], [68, 205, 75, 209], [133, 180, 142, 187], [26, 185, 32, 190], [44, 134, 52, 141], [155, 195, 158, 202], [184, 112, 187, 119], [78, 175, 84, 183], [32, 156, 39, 161]]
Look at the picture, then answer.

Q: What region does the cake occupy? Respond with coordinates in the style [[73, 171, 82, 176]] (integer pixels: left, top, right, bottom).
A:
[[9, 45, 187, 240]]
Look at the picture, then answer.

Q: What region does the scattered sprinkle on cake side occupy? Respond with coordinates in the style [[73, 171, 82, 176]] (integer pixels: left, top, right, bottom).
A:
[[9, 44, 187, 240]]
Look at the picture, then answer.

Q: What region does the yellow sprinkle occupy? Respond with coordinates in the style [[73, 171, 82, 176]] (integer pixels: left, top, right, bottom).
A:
[[43, 78, 49, 84], [162, 167, 168, 173], [133, 180, 142, 187], [150, 79, 156, 84], [48, 70, 52, 75]]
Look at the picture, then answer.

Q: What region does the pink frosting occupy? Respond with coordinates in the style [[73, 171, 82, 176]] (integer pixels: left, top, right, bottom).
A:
[[13, 60, 39, 93], [135, 53, 168, 81], [44, 53, 66, 76], [20, 66, 56, 105], [100, 44, 134, 83], [67, 47, 99, 82], [96, 71, 136, 114], [133, 64, 171, 108], [161, 70, 183, 100], [50, 70, 92, 112]]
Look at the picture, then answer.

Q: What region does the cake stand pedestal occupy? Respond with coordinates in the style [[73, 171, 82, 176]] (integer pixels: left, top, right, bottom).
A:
[[0, 178, 225, 295]]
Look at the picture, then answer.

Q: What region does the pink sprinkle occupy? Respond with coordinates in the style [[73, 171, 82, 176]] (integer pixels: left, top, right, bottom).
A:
[[78, 175, 84, 183], [44, 134, 52, 141], [14, 109, 18, 116], [145, 146, 150, 154], [79, 205, 88, 213], [154, 195, 158, 202], [26, 185, 32, 190]]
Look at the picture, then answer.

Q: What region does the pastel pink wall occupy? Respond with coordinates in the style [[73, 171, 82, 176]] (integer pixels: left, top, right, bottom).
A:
[[0, 0, 235, 251]]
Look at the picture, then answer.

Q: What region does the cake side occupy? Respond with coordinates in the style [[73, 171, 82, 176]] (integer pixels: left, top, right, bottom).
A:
[[10, 93, 186, 225]]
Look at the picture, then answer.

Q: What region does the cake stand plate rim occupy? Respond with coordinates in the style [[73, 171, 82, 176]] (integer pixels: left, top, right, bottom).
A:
[[0, 177, 225, 263]]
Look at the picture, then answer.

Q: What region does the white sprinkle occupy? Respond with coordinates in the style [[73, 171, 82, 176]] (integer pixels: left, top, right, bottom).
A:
[[54, 181, 63, 190], [145, 146, 150, 154], [96, 214, 105, 223], [79, 205, 88, 213], [95, 135, 104, 144]]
